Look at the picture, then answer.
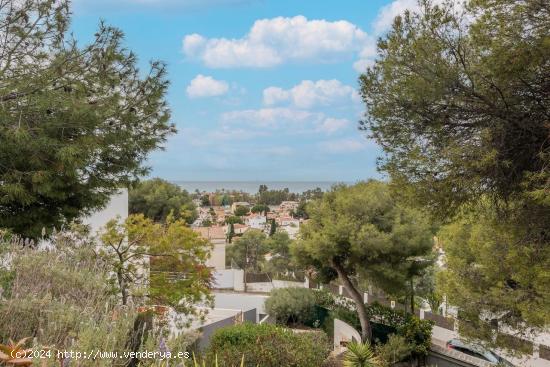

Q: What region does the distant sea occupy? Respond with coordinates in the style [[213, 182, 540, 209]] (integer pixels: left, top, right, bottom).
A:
[[174, 181, 348, 194]]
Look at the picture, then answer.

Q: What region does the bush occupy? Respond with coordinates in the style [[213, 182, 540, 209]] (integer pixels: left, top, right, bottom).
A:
[[375, 334, 412, 366], [206, 322, 331, 367], [317, 296, 433, 359], [396, 316, 433, 358], [265, 288, 319, 326]]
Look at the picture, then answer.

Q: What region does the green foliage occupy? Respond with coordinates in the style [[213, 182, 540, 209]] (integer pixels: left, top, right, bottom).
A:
[[227, 229, 267, 271], [292, 181, 433, 340], [300, 188, 324, 201], [343, 341, 382, 367], [359, 0, 550, 216], [225, 216, 243, 225], [233, 206, 249, 217], [359, 0, 550, 352], [265, 288, 318, 326], [250, 204, 269, 214], [99, 214, 213, 315], [438, 208, 550, 350], [375, 334, 412, 366], [200, 195, 211, 207], [257, 187, 297, 205], [263, 231, 295, 274], [0, 228, 197, 366], [129, 178, 197, 223], [0, 228, 115, 347], [269, 218, 277, 236], [147, 218, 213, 316], [220, 194, 231, 206], [313, 289, 338, 309], [292, 200, 309, 219], [396, 315, 433, 358], [414, 264, 443, 314], [318, 292, 432, 360], [206, 323, 331, 367], [0, 1, 175, 239]]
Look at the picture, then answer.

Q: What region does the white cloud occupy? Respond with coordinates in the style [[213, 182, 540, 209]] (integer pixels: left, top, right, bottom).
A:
[[318, 118, 349, 134], [353, 40, 378, 72], [373, 0, 419, 34], [372, 0, 466, 35], [221, 107, 319, 129], [263, 79, 358, 109], [186, 74, 229, 98], [319, 138, 368, 153], [221, 107, 351, 136], [262, 87, 290, 106], [182, 15, 369, 68]]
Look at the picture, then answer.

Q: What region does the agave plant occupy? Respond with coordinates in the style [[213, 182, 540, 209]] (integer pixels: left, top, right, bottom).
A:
[[343, 341, 382, 367], [0, 338, 33, 366]]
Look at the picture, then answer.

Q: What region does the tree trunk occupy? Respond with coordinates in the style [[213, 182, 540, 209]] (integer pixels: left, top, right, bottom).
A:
[[117, 268, 128, 305], [333, 262, 372, 342], [410, 278, 415, 314]]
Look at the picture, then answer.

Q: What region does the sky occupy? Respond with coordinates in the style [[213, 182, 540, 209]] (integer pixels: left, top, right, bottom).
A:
[[70, 0, 416, 182]]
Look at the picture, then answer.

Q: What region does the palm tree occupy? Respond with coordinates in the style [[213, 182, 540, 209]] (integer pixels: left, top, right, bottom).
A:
[[343, 342, 382, 367]]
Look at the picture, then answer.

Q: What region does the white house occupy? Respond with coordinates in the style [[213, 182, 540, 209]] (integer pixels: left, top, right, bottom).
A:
[[245, 214, 267, 230]]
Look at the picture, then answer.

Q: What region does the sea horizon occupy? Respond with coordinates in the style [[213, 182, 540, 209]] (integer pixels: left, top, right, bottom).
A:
[[173, 181, 353, 194]]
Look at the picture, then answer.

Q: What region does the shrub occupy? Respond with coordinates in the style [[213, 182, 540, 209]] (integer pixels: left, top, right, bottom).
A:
[[206, 322, 331, 367], [397, 316, 433, 358], [375, 334, 412, 366], [265, 288, 318, 326], [317, 297, 433, 359]]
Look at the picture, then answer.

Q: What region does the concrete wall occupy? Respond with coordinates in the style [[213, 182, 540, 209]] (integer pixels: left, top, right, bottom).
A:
[[333, 319, 361, 352], [233, 269, 245, 291], [245, 282, 273, 292], [197, 313, 238, 351], [272, 279, 306, 288], [212, 269, 234, 289], [245, 279, 306, 292], [243, 308, 257, 323], [212, 269, 245, 291], [214, 292, 269, 314]]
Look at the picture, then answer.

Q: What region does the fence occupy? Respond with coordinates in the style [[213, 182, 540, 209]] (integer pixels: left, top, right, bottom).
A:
[[319, 281, 549, 364]]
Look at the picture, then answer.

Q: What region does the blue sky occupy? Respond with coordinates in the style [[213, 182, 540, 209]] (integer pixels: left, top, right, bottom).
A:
[[70, 0, 413, 181]]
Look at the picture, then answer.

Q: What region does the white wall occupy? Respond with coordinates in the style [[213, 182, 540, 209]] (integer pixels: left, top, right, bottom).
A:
[[212, 269, 234, 289], [213, 292, 269, 314], [334, 319, 361, 351], [272, 279, 306, 289], [245, 282, 273, 292], [233, 269, 245, 291], [83, 189, 128, 235]]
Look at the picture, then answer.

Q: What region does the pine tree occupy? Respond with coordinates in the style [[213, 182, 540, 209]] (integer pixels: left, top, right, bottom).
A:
[[0, 1, 175, 238]]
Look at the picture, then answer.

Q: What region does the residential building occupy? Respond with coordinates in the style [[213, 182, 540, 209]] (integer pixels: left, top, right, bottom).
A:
[[278, 201, 299, 214], [232, 223, 249, 235], [245, 214, 267, 229], [193, 226, 227, 270]]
